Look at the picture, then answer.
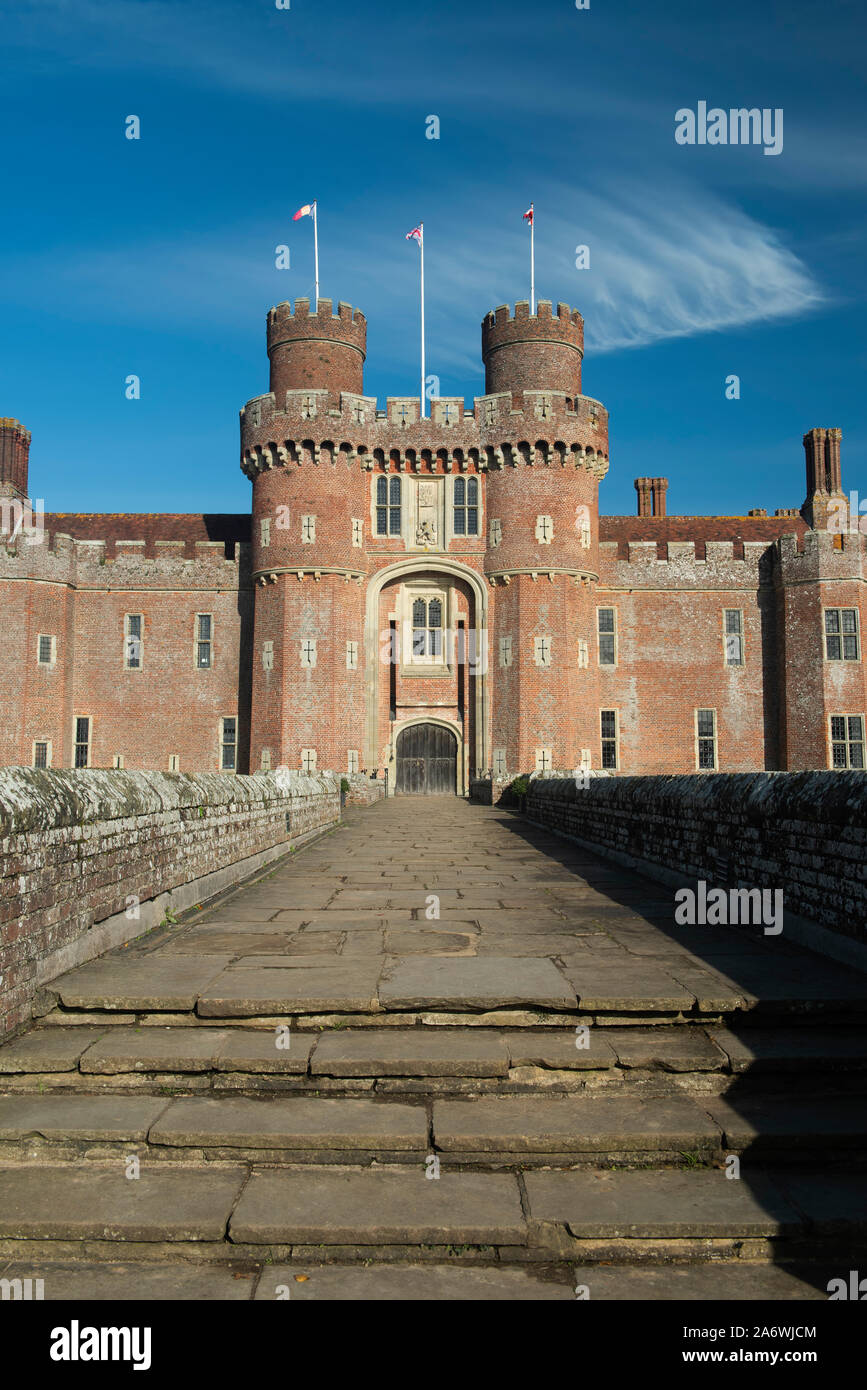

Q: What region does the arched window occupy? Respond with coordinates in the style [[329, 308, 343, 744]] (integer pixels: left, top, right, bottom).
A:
[[453, 475, 479, 535], [411, 597, 444, 658], [376, 475, 402, 536]]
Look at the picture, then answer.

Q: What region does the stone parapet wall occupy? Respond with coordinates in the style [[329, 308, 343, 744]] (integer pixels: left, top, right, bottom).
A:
[[344, 774, 386, 806], [526, 771, 867, 953], [0, 768, 340, 1039]]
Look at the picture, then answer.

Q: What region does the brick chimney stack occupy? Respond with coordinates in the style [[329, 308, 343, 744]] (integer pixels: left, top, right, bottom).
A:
[[802, 427, 844, 529], [634, 478, 652, 517], [651, 477, 668, 518], [0, 418, 30, 500]]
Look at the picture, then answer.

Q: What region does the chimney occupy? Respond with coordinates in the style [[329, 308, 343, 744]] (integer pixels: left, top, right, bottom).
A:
[[634, 477, 652, 518], [802, 426, 844, 529], [0, 418, 30, 500], [650, 477, 668, 518]]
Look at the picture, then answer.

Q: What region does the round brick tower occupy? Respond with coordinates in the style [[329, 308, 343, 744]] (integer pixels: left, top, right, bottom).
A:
[[267, 297, 366, 402], [0, 418, 31, 498], [243, 298, 370, 775], [480, 301, 609, 775]]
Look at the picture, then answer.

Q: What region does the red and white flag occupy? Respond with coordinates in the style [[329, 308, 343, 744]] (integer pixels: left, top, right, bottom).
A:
[[405, 225, 423, 245], [293, 203, 315, 221], [523, 204, 534, 225]]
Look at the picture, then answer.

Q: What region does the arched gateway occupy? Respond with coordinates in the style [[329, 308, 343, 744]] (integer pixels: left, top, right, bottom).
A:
[[395, 723, 458, 795]]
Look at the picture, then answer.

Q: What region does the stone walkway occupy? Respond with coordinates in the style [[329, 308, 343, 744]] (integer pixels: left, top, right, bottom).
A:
[[1, 797, 866, 1299]]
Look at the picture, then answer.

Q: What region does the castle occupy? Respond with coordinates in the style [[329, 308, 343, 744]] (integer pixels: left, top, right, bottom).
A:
[[1, 296, 864, 790]]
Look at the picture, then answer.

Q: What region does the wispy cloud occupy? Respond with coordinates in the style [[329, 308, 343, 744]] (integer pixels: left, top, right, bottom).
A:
[[0, 177, 825, 378]]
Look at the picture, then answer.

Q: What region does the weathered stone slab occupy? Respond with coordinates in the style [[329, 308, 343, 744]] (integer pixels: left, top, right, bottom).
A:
[[778, 1175, 867, 1233], [568, 1262, 829, 1300], [0, 1261, 257, 1299], [701, 1094, 867, 1149], [230, 1168, 526, 1244], [214, 1030, 315, 1074], [433, 1095, 719, 1154], [524, 1169, 801, 1237], [198, 964, 382, 1016], [0, 1095, 167, 1141], [150, 1096, 427, 1150], [255, 1264, 573, 1300], [0, 1164, 245, 1240], [561, 963, 695, 1012], [605, 1028, 727, 1071], [708, 1026, 867, 1073], [385, 931, 476, 956], [158, 929, 294, 955], [311, 1030, 510, 1077], [379, 958, 576, 1011], [52, 957, 230, 1011], [79, 1027, 232, 1074], [0, 1028, 106, 1073], [503, 1030, 617, 1071]]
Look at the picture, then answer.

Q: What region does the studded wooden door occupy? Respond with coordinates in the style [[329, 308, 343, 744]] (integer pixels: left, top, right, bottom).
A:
[[395, 723, 457, 795]]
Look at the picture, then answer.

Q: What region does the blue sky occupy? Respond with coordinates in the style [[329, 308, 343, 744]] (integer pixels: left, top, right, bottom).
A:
[[1, 0, 865, 517]]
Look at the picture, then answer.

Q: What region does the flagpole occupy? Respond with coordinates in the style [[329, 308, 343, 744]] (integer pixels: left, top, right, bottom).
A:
[[530, 204, 535, 314], [313, 201, 319, 308], [419, 223, 425, 419]]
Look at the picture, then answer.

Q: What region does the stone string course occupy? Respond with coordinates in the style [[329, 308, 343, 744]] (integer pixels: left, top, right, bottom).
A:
[[0, 768, 339, 1040], [525, 771, 867, 944]]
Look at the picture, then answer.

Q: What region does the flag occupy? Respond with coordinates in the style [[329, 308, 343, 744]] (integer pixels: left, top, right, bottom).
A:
[[406, 225, 423, 245], [293, 203, 315, 221], [523, 205, 534, 225]]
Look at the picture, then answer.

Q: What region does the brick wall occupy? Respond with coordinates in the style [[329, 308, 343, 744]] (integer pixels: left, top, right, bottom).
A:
[[0, 767, 340, 1039], [526, 771, 867, 950]]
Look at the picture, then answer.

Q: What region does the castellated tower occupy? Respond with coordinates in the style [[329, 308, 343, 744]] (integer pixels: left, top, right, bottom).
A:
[[242, 298, 371, 774], [482, 302, 609, 775]]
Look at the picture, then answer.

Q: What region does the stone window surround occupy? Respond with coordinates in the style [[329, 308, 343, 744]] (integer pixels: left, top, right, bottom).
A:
[[32, 738, 52, 769], [370, 472, 484, 550], [695, 707, 718, 772], [36, 633, 56, 667], [396, 579, 455, 677]]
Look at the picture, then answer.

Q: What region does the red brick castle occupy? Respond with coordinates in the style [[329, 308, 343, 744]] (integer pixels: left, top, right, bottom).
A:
[[1, 296, 864, 789]]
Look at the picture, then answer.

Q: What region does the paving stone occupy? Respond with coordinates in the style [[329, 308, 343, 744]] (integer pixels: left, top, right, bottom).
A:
[[708, 1027, 867, 1073], [605, 1028, 727, 1071], [476, 934, 590, 957], [255, 1264, 573, 1300], [777, 1174, 867, 1233], [79, 1027, 232, 1074], [311, 1030, 510, 1077], [0, 1261, 258, 1300], [223, 955, 348, 970], [502, 1030, 617, 1071], [524, 1169, 801, 1237], [560, 963, 696, 1012], [0, 1095, 168, 1142], [385, 931, 476, 955], [52, 957, 231, 1011], [214, 1030, 315, 1073], [379, 958, 576, 1010], [230, 1168, 526, 1245], [0, 1028, 106, 1073], [651, 965, 747, 1012], [568, 1263, 830, 1300], [0, 1165, 245, 1240], [150, 1096, 428, 1150], [198, 964, 382, 1016], [158, 930, 294, 955], [301, 917, 387, 933], [701, 1094, 867, 1149], [433, 1094, 719, 1154]]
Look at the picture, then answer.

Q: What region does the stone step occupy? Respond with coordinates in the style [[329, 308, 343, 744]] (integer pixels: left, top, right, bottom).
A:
[[2, 1163, 862, 1265], [5, 1025, 867, 1096], [2, 1087, 865, 1166], [42, 952, 867, 1023], [0, 1256, 842, 1299]]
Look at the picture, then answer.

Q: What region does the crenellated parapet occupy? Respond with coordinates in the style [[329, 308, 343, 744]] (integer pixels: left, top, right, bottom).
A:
[[598, 537, 773, 590], [0, 530, 250, 589], [267, 298, 366, 400], [240, 390, 609, 481], [776, 526, 866, 583]]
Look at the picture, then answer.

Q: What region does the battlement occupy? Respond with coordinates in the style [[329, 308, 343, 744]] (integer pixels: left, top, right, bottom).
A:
[[267, 297, 366, 333], [777, 526, 866, 579], [598, 535, 773, 588], [484, 300, 584, 332], [2, 524, 250, 584]]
